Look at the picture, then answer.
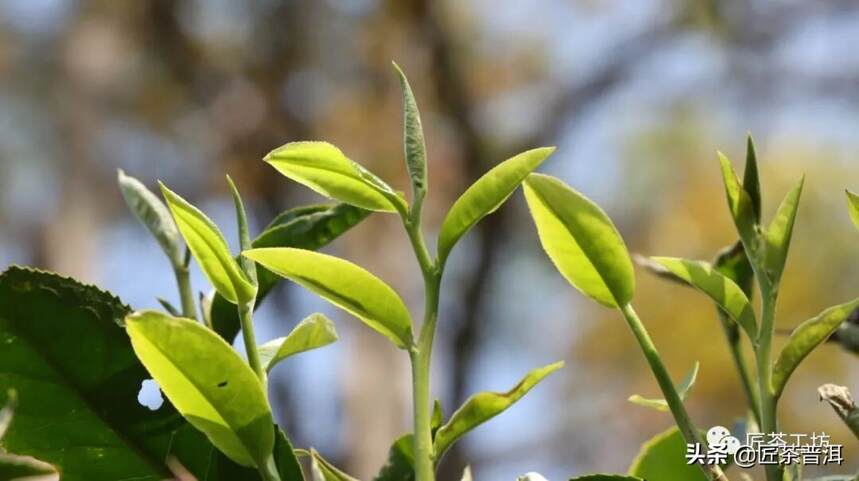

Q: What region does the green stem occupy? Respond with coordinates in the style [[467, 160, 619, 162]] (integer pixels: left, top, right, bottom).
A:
[[757, 288, 782, 481], [718, 312, 761, 427], [620, 304, 728, 481], [258, 454, 281, 481], [239, 301, 267, 388], [173, 266, 199, 322]]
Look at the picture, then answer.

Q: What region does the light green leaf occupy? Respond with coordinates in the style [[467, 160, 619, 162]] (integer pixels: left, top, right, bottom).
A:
[[570, 476, 643, 481], [118, 170, 184, 266], [260, 313, 339, 372], [523, 173, 634, 308], [628, 427, 708, 481], [433, 361, 563, 459], [393, 62, 427, 210], [847, 190, 859, 232], [629, 362, 699, 412], [227, 175, 258, 286], [718, 152, 759, 256], [265, 141, 398, 212], [0, 453, 57, 479], [309, 449, 360, 481], [437, 147, 555, 265], [651, 257, 757, 342], [744, 134, 762, 222], [772, 298, 859, 398], [243, 248, 413, 349], [160, 183, 256, 305], [126, 310, 274, 468], [762, 177, 804, 285]]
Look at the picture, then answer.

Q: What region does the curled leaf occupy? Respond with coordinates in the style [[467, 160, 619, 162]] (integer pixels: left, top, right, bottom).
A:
[[265, 141, 398, 212], [433, 361, 563, 459], [629, 362, 699, 412], [160, 183, 256, 305], [524, 173, 634, 308], [438, 147, 554, 266], [818, 384, 859, 439], [243, 248, 413, 349], [772, 298, 859, 398], [393, 62, 428, 211], [118, 170, 184, 266], [259, 313, 338, 372]]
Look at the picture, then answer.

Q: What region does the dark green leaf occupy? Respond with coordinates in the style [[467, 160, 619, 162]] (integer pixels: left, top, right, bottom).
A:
[[651, 257, 757, 342], [260, 313, 339, 372], [772, 298, 859, 398], [244, 248, 413, 349], [393, 62, 427, 211], [629, 362, 699, 412], [212, 203, 370, 342], [433, 361, 563, 459], [438, 147, 554, 266], [373, 434, 415, 481], [524, 173, 634, 308], [762, 177, 804, 285], [265, 142, 399, 212], [0, 267, 260, 481], [157, 297, 181, 317], [628, 427, 708, 481], [274, 425, 305, 481], [743, 134, 762, 222], [713, 241, 754, 298], [161, 183, 256, 305], [118, 169, 184, 266]]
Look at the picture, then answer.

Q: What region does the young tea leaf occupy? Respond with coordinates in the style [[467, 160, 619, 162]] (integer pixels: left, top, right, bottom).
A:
[[772, 298, 859, 398], [847, 190, 859, 232], [650, 257, 757, 342], [628, 362, 699, 412], [126, 310, 275, 468], [718, 153, 759, 256], [265, 141, 399, 212], [713, 241, 755, 298], [243, 248, 413, 349], [309, 449, 360, 481], [523, 173, 634, 308], [160, 183, 256, 305], [259, 313, 339, 372], [118, 170, 184, 266], [628, 427, 708, 481], [744, 134, 762, 222], [433, 361, 563, 459], [227, 175, 258, 286], [762, 177, 804, 285], [393, 62, 428, 211], [437, 147, 555, 266]]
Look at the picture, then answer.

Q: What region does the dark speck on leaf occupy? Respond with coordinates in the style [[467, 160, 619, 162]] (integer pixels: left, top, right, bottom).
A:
[[217, 381, 228, 388]]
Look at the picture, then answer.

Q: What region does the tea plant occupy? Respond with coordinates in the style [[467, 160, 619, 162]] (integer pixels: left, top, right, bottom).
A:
[[1, 64, 858, 481]]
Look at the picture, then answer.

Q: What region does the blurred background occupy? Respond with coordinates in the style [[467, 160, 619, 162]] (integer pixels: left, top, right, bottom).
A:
[[1, 0, 859, 479]]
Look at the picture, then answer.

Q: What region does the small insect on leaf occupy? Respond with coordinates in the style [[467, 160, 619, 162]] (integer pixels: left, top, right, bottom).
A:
[[265, 141, 399, 213], [393, 62, 428, 212], [125, 310, 274, 468], [628, 362, 699, 412], [433, 361, 563, 460], [243, 248, 413, 349], [160, 183, 257, 305], [772, 298, 859, 398], [650, 257, 757, 343], [437, 147, 555, 266], [847, 189, 859, 232], [523, 173, 634, 308], [118, 170, 184, 267], [259, 313, 339, 372]]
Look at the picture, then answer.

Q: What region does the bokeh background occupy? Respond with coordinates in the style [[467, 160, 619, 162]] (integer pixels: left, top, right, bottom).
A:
[[1, 1, 859, 479]]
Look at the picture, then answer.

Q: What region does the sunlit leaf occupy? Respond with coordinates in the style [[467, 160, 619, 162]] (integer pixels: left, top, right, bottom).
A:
[[628, 427, 707, 481], [629, 362, 699, 412], [437, 147, 554, 265], [126, 310, 274, 468], [772, 298, 859, 398], [433, 361, 563, 459], [309, 449, 360, 481], [718, 153, 759, 256], [651, 257, 757, 342], [393, 62, 427, 210], [244, 248, 413, 349], [762, 177, 804, 285], [118, 169, 184, 267], [523, 173, 634, 308], [227, 175, 258, 286], [260, 313, 338, 372], [160, 183, 256, 305], [265, 141, 399, 212], [846, 190, 859, 232], [212, 203, 370, 342]]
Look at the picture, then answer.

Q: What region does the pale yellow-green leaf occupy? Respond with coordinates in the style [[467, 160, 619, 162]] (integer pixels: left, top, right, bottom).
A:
[[259, 313, 338, 372], [628, 362, 699, 412]]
